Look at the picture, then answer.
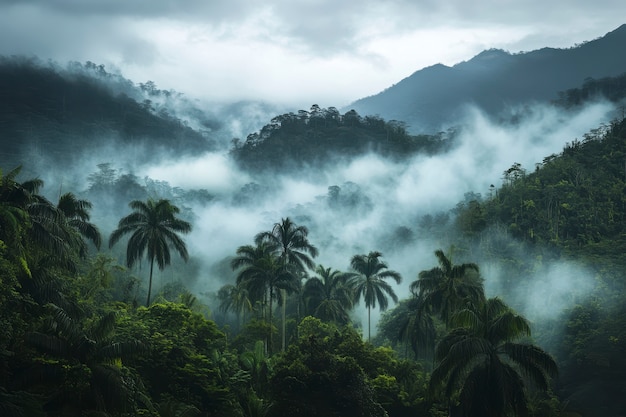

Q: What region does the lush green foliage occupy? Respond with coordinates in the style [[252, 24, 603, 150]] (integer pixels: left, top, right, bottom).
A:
[[461, 118, 626, 264], [4, 94, 626, 417], [449, 117, 626, 416], [269, 317, 432, 417]]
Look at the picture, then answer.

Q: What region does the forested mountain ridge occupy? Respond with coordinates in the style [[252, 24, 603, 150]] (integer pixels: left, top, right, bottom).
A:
[[229, 105, 452, 173], [348, 24, 626, 132], [458, 117, 626, 267], [0, 56, 218, 168], [229, 72, 626, 175], [553, 71, 626, 110], [3, 48, 626, 179]]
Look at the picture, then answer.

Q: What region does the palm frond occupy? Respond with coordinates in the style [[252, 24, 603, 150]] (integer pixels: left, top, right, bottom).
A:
[[97, 340, 146, 362], [488, 311, 531, 343], [90, 311, 117, 344], [0, 387, 46, 417], [90, 363, 128, 412], [24, 332, 69, 357], [502, 342, 558, 388]]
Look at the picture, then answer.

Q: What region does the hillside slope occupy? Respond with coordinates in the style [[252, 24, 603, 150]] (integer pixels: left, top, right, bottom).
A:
[[347, 24, 626, 132], [0, 57, 216, 168]]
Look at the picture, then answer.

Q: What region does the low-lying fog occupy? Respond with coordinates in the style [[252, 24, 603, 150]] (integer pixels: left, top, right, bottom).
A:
[[38, 100, 617, 335]]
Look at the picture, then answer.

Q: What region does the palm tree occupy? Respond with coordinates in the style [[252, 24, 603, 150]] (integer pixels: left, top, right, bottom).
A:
[[411, 248, 485, 327], [349, 251, 402, 341], [218, 283, 254, 332], [109, 198, 192, 307], [430, 297, 558, 417], [0, 167, 77, 264], [254, 217, 318, 271], [255, 217, 318, 351], [398, 295, 436, 360], [231, 242, 293, 353], [1, 167, 95, 309], [56, 192, 101, 257], [239, 340, 271, 397], [302, 264, 355, 325], [0, 166, 30, 247]]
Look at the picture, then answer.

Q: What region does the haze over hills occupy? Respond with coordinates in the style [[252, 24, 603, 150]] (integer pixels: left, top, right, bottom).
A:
[[0, 57, 285, 173], [347, 24, 626, 133], [2, 24, 626, 175], [2, 21, 626, 417]]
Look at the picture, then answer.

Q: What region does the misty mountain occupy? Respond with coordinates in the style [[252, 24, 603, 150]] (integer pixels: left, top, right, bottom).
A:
[[553, 71, 626, 109], [347, 24, 626, 133], [0, 56, 221, 168]]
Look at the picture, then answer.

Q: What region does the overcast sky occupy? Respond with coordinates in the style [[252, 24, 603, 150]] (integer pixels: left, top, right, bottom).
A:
[[0, 1, 624, 108]]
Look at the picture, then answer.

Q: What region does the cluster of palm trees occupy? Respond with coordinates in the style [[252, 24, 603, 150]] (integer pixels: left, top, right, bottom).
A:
[[1, 168, 188, 311], [407, 249, 558, 417], [222, 225, 558, 415], [223, 217, 404, 351], [3, 166, 557, 416], [1, 167, 154, 414], [1, 166, 102, 308]]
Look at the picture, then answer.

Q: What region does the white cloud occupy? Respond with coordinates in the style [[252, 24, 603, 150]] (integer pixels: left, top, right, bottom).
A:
[[0, 1, 623, 106], [141, 152, 248, 194]]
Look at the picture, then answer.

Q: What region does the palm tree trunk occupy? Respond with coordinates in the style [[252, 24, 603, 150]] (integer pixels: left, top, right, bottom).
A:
[[146, 256, 155, 307], [281, 288, 286, 351], [368, 306, 371, 341], [296, 292, 301, 339], [268, 287, 273, 354]]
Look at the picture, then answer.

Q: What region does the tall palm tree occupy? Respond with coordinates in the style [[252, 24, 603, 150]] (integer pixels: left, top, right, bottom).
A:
[[109, 198, 191, 307], [255, 217, 318, 351], [349, 251, 402, 341], [254, 217, 318, 271], [231, 242, 293, 353], [430, 297, 558, 417], [411, 249, 485, 327], [302, 264, 355, 325]]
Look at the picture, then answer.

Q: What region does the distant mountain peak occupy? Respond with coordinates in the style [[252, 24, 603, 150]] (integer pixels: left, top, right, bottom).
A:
[[346, 24, 626, 133], [472, 48, 510, 59]]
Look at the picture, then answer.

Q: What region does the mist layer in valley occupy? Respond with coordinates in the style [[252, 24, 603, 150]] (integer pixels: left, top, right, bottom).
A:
[[23, 98, 616, 337]]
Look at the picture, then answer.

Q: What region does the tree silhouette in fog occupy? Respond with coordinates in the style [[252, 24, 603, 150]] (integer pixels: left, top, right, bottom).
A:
[[430, 297, 557, 417], [349, 251, 402, 341], [109, 198, 191, 307]]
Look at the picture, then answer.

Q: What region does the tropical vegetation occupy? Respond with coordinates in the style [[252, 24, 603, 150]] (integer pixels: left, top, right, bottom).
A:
[[1, 57, 626, 416]]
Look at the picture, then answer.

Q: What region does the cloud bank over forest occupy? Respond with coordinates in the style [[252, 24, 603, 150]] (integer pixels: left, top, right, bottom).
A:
[[99, 100, 613, 332]]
